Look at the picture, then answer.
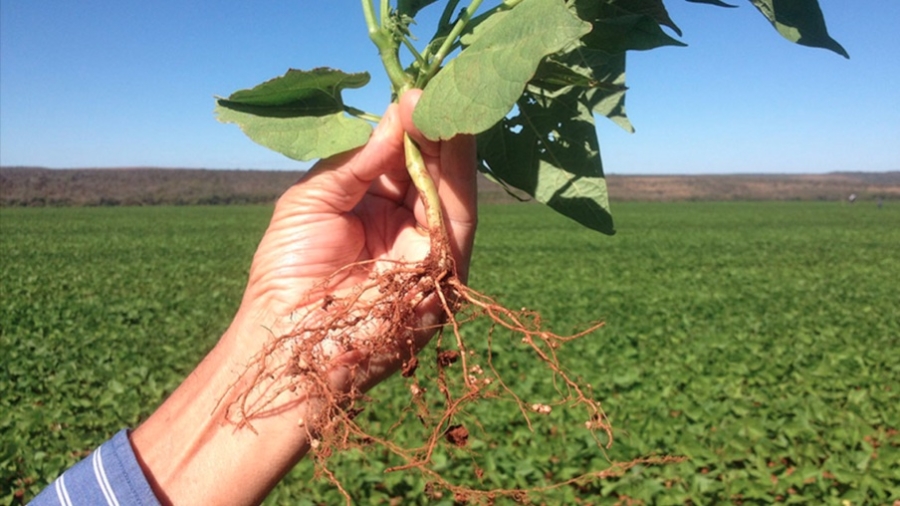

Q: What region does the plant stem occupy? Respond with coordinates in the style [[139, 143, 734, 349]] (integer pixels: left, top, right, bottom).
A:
[[400, 36, 426, 68], [442, 0, 525, 55], [436, 0, 463, 34], [456, 0, 524, 41], [404, 134, 449, 265], [362, 0, 412, 92], [379, 0, 390, 28], [362, 1, 447, 265], [417, 0, 484, 87], [361, 0, 379, 35], [343, 106, 382, 123]]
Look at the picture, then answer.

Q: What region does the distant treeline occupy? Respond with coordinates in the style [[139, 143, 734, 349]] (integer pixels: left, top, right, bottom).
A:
[[2, 167, 898, 207], [0, 167, 304, 207]]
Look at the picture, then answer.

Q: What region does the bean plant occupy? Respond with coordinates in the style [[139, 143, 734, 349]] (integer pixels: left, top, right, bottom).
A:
[[214, 0, 846, 502]]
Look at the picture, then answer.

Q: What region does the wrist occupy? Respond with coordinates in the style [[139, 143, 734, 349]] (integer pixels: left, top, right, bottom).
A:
[[130, 319, 321, 506]]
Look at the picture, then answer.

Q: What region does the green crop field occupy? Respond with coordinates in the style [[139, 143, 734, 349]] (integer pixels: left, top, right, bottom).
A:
[[2, 202, 898, 504]]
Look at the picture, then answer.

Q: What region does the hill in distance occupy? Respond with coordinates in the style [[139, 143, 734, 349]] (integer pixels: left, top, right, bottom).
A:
[[1, 166, 897, 207]]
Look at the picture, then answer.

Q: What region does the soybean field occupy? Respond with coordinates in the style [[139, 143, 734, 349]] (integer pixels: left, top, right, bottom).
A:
[[2, 202, 898, 504]]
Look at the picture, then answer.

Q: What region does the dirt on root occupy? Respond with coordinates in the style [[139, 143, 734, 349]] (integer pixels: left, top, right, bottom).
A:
[[444, 424, 469, 448], [437, 349, 460, 367]]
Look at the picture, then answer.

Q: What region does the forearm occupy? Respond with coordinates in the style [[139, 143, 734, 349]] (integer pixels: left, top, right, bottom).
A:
[[129, 313, 316, 506]]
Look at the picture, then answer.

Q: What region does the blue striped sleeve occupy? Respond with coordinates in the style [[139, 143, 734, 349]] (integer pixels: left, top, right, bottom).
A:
[[30, 429, 160, 506]]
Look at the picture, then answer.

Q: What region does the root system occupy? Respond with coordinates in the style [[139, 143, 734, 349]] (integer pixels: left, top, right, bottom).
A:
[[218, 244, 682, 504]]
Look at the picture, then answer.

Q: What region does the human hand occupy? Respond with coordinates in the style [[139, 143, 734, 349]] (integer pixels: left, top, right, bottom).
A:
[[130, 91, 477, 506], [241, 89, 477, 320], [232, 90, 478, 390]]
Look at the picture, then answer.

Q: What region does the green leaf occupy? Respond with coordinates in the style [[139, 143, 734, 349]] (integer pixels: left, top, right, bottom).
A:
[[585, 61, 633, 132], [414, 0, 591, 140], [584, 14, 686, 54], [530, 59, 607, 90], [397, 0, 441, 18], [215, 68, 373, 161], [537, 5, 684, 134], [477, 86, 615, 235], [218, 68, 370, 115], [572, 0, 683, 37], [749, 0, 849, 58], [215, 106, 372, 162], [685, 0, 738, 7], [535, 51, 633, 132]]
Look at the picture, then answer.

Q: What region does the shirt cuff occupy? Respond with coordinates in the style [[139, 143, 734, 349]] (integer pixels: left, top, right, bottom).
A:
[[30, 429, 160, 506]]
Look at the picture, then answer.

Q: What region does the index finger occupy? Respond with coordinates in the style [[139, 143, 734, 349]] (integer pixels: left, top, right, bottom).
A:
[[398, 91, 440, 159]]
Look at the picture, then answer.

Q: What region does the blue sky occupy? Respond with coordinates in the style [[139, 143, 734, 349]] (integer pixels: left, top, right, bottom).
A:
[[1, 0, 898, 174]]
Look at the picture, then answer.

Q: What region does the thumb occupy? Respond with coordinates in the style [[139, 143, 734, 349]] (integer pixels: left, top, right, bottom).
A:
[[280, 103, 405, 213]]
